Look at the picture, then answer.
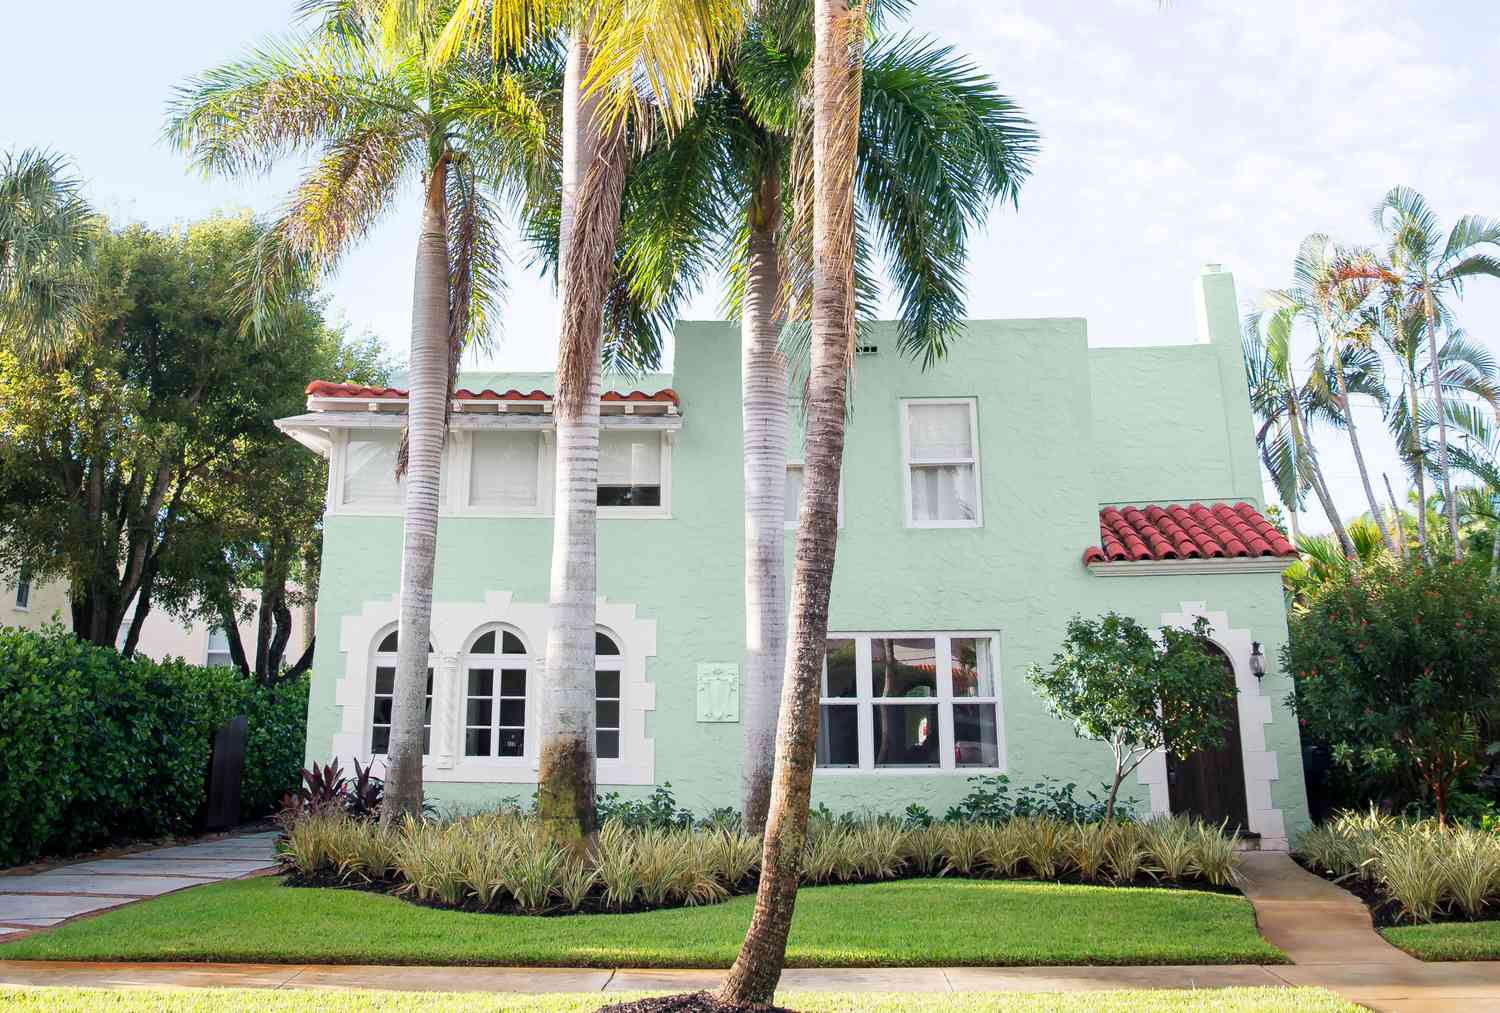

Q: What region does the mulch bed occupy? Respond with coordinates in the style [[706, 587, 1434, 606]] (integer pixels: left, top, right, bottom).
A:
[[598, 992, 795, 1013], [280, 864, 1241, 918], [1292, 854, 1500, 929]]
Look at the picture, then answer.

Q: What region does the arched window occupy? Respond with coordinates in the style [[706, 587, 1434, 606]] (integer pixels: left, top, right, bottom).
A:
[[371, 630, 434, 756], [464, 626, 530, 758], [595, 630, 622, 760]]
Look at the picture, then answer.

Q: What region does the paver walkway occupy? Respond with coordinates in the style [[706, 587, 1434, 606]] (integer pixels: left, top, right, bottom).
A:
[[3, 850, 1499, 1010], [0, 832, 278, 934]]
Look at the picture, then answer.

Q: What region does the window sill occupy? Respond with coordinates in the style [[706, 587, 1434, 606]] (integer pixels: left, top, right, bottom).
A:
[[905, 521, 983, 530], [814, 766, 1006, 777]]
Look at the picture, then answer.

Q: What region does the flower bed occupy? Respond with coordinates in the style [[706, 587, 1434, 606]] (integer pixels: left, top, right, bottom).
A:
[[1294, 809, 1500, 926], [278, 808, 1242, 917]]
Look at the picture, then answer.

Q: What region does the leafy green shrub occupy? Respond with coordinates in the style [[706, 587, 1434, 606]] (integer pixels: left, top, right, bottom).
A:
[[0, 624, 308, 866], [943, 775, 1132, 824]]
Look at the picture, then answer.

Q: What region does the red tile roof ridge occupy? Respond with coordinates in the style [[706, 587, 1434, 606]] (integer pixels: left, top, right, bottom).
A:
[[1083, 500, 1296, 565]]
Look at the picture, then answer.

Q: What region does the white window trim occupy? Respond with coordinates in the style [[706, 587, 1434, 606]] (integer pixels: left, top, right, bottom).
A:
[[332, 592, 657, 785], [784, 462, 844, 531], [329, 429, 411, 517], [815, 630, 1006, 776], [900, 397, 983, 529], [451, 430, 555, 518], [458, 623, 535, 771], [205, 627, 235, 669], [598, 431, 673, 520], [367, 624, 435, 759]]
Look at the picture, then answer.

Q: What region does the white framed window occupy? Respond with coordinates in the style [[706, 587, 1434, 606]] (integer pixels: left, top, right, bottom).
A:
[[468, 431, 548, 514], [596, 630, 623, 759], [784, 464, 844, 530], [598, 431, 670, 517], [13, 567, 31, 611], [463, 625, 531, 760], [901, 399, 982, 528], [205, 627, 235, 668], [341, 430, 404, 508], [814, 632, 1002, 773], [371, 628, 433, 756]]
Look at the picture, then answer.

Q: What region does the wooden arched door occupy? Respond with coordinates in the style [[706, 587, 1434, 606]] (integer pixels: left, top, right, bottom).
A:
[[1166, 643, 1250, 835]]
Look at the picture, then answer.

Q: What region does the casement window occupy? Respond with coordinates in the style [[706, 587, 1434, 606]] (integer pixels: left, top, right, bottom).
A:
[[598, 431, 667, 513], [814, 633, 1002, 772], [901, 399, 982, 528], [205, 628, 235, 669], [13, 567, 31, 611], [463, 626, 530, 759], [784, 464, 843, 530], [595, 631, 623, 759], [342, 431, 404, 507], [469, 431, 546, 513], [371, 629, 433, 756]]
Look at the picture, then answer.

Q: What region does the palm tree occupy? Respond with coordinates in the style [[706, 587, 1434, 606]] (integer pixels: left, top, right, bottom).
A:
[[1270, 235, 1397, 553], [1441, 402, 1500, 583], [1243, 306, 1358, 558], [716, 0, 865, 1003], [436, 0, 747, 848], [0, 148, 96, 357], [167, 0, 551, 820], [1370, 187, 1500, 560]]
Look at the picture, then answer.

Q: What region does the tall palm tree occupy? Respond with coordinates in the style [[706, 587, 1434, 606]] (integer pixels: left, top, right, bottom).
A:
[[0, 148, 96, 357], [717, 0, 864, 1003], [167, 0, 552, 819], [1370, 187, 1500, 560], [1243, 306, 1359, 558], [436, 0, 747, 847], [1445, 402, 1500, 583], [1270, 235, 1397, 553]]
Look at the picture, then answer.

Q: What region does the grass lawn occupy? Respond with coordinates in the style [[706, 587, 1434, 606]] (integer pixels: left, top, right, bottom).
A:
[[1381, 921, 1500, 961], [0, 876, 1283, 967], [0, 987, 1359, 1012]]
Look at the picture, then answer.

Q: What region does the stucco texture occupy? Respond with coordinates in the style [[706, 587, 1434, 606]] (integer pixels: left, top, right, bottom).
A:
[[301, 269, 1310, 842]]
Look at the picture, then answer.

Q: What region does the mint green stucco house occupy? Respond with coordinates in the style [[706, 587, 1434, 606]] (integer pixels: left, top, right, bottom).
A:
[[279, 266, 1310, 848]]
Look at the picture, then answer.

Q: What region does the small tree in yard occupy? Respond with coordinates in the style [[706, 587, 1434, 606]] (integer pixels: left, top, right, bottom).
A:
[[1027, 612, 1234, 821], [1286, 556, 1500, 823]]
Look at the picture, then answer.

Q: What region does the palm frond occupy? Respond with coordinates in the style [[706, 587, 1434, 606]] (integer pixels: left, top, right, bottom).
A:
[[0, 148, 98, 356], [445, 154, 506, 362]]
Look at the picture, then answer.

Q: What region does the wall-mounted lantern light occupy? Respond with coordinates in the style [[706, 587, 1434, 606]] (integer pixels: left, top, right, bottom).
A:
[[1250, 642, 1266, 680]]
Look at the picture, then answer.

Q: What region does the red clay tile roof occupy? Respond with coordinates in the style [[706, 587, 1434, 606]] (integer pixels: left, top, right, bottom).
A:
[[304, 380, 679, 405], [1083, 502, 1296, 564]]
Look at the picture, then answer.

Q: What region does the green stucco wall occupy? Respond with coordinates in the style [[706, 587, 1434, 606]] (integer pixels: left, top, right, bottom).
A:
[[302, 268, 1310, 840]]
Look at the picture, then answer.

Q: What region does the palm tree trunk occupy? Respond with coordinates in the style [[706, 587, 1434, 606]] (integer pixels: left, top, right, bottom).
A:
[[1288, 400, 1356, 558], [382, 158, 451, 823], [1425, 295, 1462, 559], [1332, 335, 1396, 553], [1406, 367, 1431, 562], [1383, 472, 1408, 559], [537, 34, 627, 849], [718, 0, 861, 1004], [740, 170, 789, 835]]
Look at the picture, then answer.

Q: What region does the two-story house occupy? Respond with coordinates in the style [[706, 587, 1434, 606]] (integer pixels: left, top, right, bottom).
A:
[[279, 266, 1311, 849]]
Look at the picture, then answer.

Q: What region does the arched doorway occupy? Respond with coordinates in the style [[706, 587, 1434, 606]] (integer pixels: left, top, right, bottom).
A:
[[1166, 643, 1250, 835]]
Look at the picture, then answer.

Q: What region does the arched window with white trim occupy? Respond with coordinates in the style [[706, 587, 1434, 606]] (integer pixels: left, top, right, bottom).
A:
[[463, 626, 531, 758], [595, 630, 622, 760], [371, 629, 433, 756]]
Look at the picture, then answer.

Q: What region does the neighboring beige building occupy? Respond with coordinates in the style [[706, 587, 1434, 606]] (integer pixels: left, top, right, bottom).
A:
[[128, 593, 314, 672], [1, 570, 71, 632]]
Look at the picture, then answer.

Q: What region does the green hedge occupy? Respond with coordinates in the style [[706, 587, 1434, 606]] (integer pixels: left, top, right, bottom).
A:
[[0, 624, 308, 867]]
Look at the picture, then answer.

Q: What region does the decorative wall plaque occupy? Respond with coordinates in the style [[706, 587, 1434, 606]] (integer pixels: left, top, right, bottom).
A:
[[696, 663, 739, 722]]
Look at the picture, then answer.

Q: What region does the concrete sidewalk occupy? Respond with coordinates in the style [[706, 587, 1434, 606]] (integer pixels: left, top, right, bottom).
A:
[[0, 832, 278, 933]]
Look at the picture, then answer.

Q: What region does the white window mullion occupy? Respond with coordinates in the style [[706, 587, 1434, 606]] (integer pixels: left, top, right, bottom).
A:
[[936, 635, 956, 770], [855, 635, 874, 772]]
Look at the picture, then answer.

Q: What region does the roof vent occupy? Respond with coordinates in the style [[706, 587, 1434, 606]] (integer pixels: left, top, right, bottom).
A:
[[855, 344, 879, 356]]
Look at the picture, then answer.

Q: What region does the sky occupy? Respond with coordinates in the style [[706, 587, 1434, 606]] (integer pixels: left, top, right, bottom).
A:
[[5, 0, 1499, 533]]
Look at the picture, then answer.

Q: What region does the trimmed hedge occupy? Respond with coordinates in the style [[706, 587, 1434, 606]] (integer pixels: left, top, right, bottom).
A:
[[0, 624, 308, 867]]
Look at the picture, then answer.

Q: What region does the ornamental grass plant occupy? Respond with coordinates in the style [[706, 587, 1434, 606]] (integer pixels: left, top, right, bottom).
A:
[[278, 808, 1242, 916]]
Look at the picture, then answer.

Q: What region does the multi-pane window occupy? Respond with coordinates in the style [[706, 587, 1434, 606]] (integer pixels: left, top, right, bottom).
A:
[[205, 628, 235, 669], [343, 431, 403, 507], [902, 400, 981, 527], [464, 628, 530, 758], [14, 567, 31, 610], [371, 630, 433, 756], [815, 633, 1002, 772], [469, 431, 544, 512], [598, 432, 663, 509], [595, 631, 622, 759]]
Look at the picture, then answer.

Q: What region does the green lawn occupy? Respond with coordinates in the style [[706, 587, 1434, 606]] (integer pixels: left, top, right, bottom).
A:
[[0, 987, 1359, 1012], [0, 876, 1283, 967], [1382, 921, 1500, 961]]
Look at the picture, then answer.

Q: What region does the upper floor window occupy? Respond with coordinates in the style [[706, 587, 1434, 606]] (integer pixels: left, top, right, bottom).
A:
[[371, 629, 433, 756], [343, 431, 403, 507], [901, 399, 982, 528], [205, 627, 234, 669], [464, 626, 530, 759], [598, 432, 665, 511], [596, 631, 623, 759], [815, 632, 1002, 772], [470, 431, 545, 514], [13, 567, 31, 611]]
